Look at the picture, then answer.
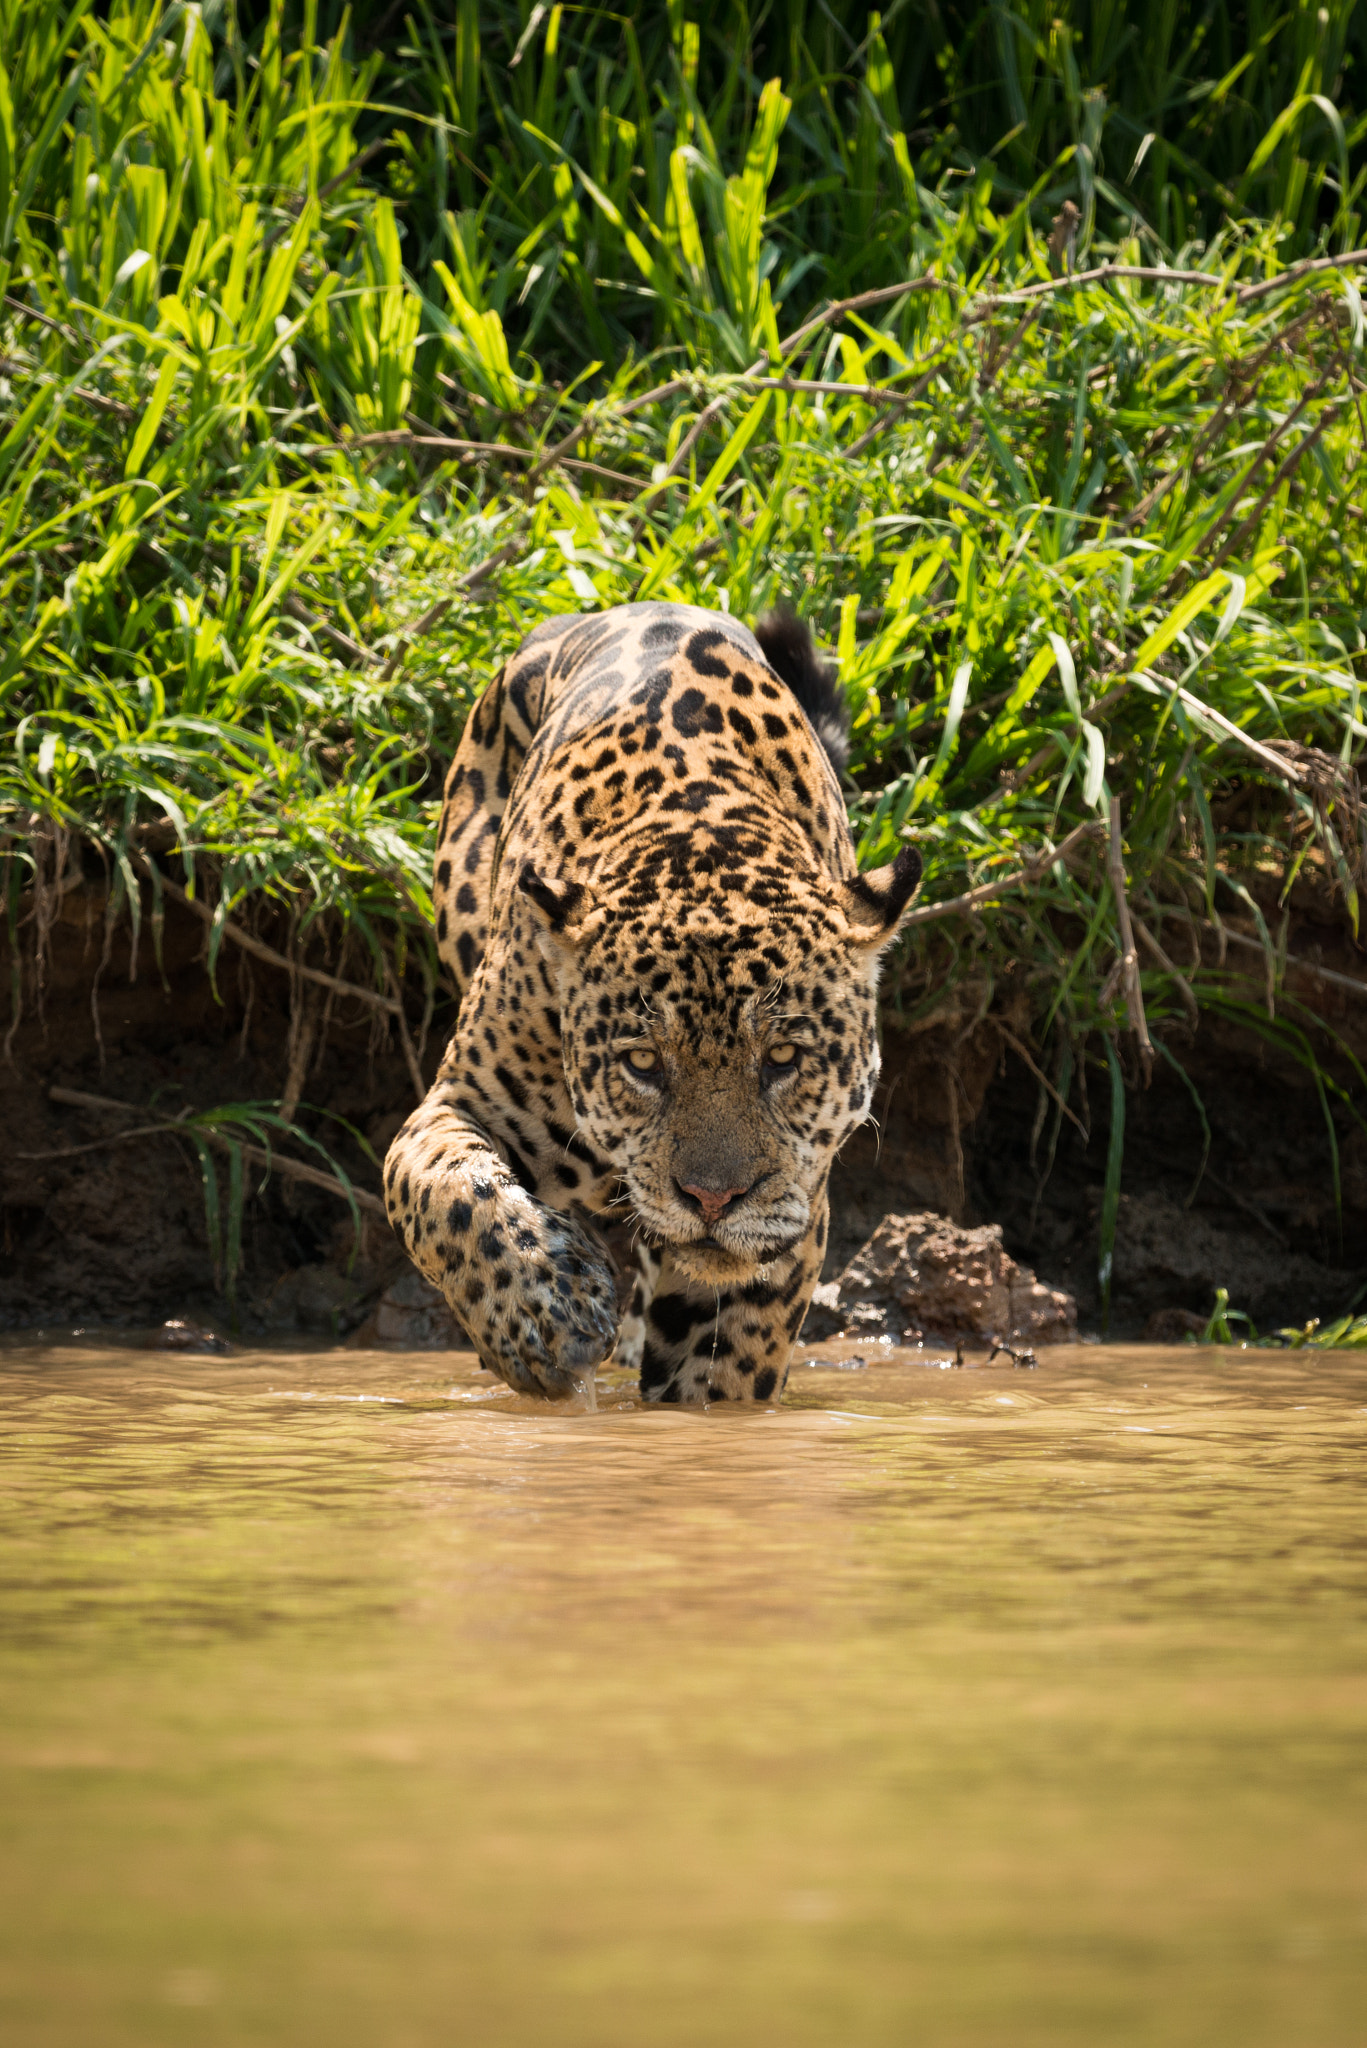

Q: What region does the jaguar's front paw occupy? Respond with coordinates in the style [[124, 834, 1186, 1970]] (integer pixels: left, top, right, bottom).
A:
[[461, 1197, 620, 1398]]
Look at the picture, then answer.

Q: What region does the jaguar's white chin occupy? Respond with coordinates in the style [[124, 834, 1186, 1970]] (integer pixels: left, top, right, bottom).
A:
[[664, 1239, 757, 1285], [629, 1199, 808, 1283]]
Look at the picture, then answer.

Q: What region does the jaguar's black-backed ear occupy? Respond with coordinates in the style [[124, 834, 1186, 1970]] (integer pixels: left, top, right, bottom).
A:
[[842, 846, 922, 942], [518, 863, 586, 935]]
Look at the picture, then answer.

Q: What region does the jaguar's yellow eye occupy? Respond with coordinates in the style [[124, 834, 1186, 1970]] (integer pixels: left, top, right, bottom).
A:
[[767, 1042, 798, 1067], [625, 1047, 659, 1074]]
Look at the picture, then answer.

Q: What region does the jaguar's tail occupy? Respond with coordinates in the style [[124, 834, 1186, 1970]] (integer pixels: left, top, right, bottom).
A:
[[753, 605, 850, 777]]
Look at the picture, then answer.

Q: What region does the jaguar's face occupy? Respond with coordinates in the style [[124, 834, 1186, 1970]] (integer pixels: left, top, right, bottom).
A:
[[552, 917, 885, 1285]]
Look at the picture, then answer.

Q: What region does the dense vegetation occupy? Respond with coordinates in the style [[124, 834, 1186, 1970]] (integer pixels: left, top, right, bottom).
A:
[[2, 0, 1365, 1303]]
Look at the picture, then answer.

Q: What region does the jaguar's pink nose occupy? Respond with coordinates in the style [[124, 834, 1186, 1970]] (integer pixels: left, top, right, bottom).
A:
[[677, 1180, 751, 1227]]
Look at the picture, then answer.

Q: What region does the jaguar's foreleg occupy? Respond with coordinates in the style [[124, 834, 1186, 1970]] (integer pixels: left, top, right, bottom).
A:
[[384, 1081, 620, 1396], [612, 1241, 662, 1377]]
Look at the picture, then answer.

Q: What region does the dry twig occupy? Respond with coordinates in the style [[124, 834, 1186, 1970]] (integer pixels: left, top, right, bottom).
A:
[[524, 377, 695, 487], [385, 959, 427, 1104], [131, 856, 403, 1018], [375, 534, 530, 679], [1106, 796, 1154, 1079], [1199, 921, 1367, 1002], [1205, 400, 1346, 574], [989, 262, 1225, 304], [41, 1086, 387, 1215], [1170, 355, 1346, 581], [1133, 915, 1200, 1028], [773, 276, 958, 358], [379, 597, 451, 681], [2, 292, 79, 344], [336, 431, 640, 488], [1235, 249, 1367, 305], [993, 1021, 1089, 1138], [899, 818, 1103, 930]]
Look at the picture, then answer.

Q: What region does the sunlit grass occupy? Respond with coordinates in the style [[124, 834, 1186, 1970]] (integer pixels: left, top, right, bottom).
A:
[[1197, 1285, 1367, 1347]]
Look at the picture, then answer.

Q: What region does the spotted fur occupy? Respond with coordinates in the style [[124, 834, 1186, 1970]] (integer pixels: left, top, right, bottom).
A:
[[384, 602, 920, 1405]]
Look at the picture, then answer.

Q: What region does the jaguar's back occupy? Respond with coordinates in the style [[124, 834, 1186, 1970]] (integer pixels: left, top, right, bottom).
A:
[[431, 601, 858, 1003]]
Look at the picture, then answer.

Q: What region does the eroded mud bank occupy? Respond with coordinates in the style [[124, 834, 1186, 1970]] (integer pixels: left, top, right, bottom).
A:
[[1, 882, 1361, 1341]]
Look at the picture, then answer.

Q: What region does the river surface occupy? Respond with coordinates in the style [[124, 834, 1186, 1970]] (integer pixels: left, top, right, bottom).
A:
[[1, 1337, 1364, 2047]]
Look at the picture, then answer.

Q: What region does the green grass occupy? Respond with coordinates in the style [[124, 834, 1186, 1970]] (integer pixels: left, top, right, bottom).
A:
[[1, 0, 1365, 1296], [350, 0, 1367, 365], [1197, 1285, 1367, 1345]]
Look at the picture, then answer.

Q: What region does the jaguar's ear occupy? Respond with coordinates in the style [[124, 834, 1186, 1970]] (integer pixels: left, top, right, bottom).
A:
[[518, 863, 589, 945], [840, 847, 922, 946]]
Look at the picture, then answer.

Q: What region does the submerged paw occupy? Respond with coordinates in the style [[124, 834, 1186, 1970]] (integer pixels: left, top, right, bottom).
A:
[[476, 1213, 619, 1397]]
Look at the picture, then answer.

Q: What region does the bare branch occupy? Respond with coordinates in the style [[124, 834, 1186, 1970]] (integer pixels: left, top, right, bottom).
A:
[[379, 598, 451, 681], [774, 277, 959, 359], [17, 1121, 181, 1160], [993, 1022, 1089, 1138], [335, 431, 640, 486], [743, 375, 923, 402], [1133, 914, 1200, 1028], [1171, 354, 1346, 580], [455, 537, 523, 591], [1202, 922, 1367, 1002], [378, 538, 523, 678], [278, 592, 375, 665], [1205, 400, 1345, 575], [0, 352, 134, 421], [1235, 248, 1367, 306], [1107, 796, 1154, 1079], [386, 960, 427, 1104], [843, 354, 955, 459], [45, 1087, 387, 1214], [898, 818, 1104, 930], [1162, 683, 1309, 785], [261, 139, 389, 250], [131, 857, 403, 1018], [984, 263, 1225, 305], [2, 293, 79, 344], [524, 378, 696, 487], [996, 679, 1134, 795]]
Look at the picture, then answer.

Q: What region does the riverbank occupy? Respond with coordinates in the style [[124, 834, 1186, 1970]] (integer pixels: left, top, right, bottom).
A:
[[3, 875, 1359, 1341]]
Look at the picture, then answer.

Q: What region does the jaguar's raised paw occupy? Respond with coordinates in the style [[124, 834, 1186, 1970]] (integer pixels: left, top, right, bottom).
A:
[[460, 1201, 620, 1399]]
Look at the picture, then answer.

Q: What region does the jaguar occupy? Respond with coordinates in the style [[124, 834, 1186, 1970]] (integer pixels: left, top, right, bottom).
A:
[[383, 600, 920, 1404]]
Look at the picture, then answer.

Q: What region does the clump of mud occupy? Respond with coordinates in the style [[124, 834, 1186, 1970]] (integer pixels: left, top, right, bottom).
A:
[[806, 1211, 1076, 1348]]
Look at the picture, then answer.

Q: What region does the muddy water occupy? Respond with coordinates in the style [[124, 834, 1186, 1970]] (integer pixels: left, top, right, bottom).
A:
[[1, 1338, 1364, 2048]]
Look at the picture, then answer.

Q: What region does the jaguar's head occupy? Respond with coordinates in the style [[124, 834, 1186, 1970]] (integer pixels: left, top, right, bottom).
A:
[[519, 850, 920, 1284]]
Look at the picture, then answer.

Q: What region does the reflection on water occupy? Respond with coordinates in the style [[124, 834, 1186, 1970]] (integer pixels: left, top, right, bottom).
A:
[[1, 1338, 1364, 2046]]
